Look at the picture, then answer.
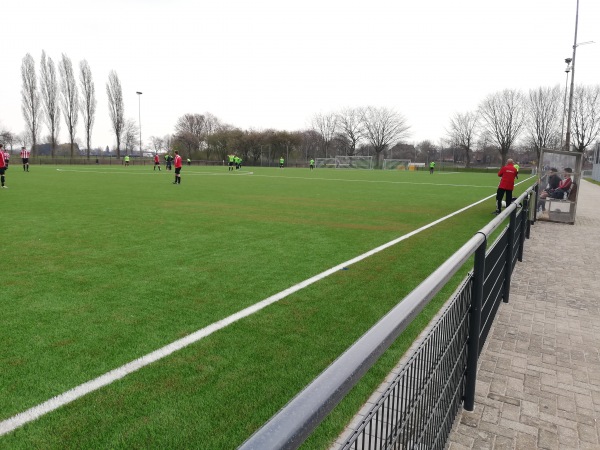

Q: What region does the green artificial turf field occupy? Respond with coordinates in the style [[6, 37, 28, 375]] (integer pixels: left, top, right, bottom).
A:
[[0, 164, 531, 449]]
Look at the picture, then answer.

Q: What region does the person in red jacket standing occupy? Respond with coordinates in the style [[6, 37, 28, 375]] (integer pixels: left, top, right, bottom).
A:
[[494, 158, 518, 214], [0, 145, 7, 188], [173, 151, 182, 184], [153, 154, 161, 171]]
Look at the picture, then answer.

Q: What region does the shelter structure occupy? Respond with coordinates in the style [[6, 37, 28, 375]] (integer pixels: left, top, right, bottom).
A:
[[536, 148, 583, 224]]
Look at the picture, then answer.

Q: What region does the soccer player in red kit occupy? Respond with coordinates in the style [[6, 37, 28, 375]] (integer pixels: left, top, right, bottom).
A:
[[153, 154, 161, 171], [0, 146, 7, 188], [494, 158, 518, 214], [20, 147, 30, 172], [173, 151, 182, 184]]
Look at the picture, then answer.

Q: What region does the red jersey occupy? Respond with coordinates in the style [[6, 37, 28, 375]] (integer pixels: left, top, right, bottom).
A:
[[557, 176, 572, 191], [174, 154, 182, 169], [154, 155, 159, 163], [0, 152, 5, 168], [497, 163, 517, 190], [20, 149, 30, 158]]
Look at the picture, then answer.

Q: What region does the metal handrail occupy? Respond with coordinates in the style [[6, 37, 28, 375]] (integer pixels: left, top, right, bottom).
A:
[[239, 186, 537, 450]]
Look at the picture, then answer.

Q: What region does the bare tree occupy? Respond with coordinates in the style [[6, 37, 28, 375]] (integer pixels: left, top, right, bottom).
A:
[[0, 130, 17, 151], [524, 86, 561, 161], [79, 59, 96, 159], [21, 53, 42, 156], [311, 112, 338, 158], [299, 129, 322, 162], [446, 111, 479, 168], [361, 106, 411, 168], [203, 112, 221, 159], [59, 54, 79, 158], [174, 113, 205, 158], [107, 70, 125, 158], [163, 134, 173, 153], [571, 84, 600, 153], [336, 107, 365, 156], [417, 140, 438, 164], [123, 119, 139, 154], [19, 131, 32, 149], [149, 136, 165, 154], [478, 89, 526, 166], [40, 51, 61, 157]]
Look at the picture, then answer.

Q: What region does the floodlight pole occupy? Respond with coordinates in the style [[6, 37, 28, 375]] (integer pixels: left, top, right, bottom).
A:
[[560, 60, 571, 149], [136, 92, 143, 156], [564, 0, 579, 151]]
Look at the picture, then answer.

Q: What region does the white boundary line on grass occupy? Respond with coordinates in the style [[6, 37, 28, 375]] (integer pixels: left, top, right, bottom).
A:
[[0, 176, 534, 436]]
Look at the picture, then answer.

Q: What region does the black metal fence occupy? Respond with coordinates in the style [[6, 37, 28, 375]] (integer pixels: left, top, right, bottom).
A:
[[239, 185, 537, 450]]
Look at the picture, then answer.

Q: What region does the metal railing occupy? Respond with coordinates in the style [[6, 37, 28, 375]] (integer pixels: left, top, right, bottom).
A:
[[239, 184, 537, 450]]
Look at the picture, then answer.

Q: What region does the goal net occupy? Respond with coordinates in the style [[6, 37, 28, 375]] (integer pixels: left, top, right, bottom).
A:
[[315, 158, 336, 168], [314, 156, 373, 169], [383, 159, 412, 170]]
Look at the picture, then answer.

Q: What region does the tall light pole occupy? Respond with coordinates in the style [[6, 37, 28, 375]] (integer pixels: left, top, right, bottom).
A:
[[560, 58, 572, 149], [564, 0, 596, 151], [136, 91, 142, 156], [564, 0, 580, 152]]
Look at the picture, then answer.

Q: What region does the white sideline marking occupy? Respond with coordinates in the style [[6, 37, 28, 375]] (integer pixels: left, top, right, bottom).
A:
[[0, 176, 534, 436]]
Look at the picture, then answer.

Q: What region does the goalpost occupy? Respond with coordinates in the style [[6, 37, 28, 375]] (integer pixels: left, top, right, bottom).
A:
[[382, 159, 412, 170], [315, 156, 373, 169]]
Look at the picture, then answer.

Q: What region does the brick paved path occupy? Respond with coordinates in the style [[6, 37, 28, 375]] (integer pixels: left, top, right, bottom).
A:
[[448, 179, 600, 449]]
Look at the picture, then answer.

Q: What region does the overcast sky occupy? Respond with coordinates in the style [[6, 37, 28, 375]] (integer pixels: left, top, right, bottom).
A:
[[2, 0, 599, 151]]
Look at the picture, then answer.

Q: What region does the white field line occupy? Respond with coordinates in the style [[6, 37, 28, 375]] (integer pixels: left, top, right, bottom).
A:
[[0, 176, 534, 436]]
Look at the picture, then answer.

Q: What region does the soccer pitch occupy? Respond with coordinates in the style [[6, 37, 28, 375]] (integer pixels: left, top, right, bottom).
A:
[[1, 165, 529, 449]]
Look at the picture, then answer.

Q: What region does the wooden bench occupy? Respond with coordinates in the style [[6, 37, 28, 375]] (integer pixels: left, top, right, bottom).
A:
[[544, 183, 577, 223]]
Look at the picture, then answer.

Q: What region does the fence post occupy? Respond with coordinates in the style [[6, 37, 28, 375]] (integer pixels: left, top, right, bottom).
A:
[[518, 197, 528, 262], [464, 235, 486, 411], [503, 208, 516, 303], [532, 184, 539, 225]]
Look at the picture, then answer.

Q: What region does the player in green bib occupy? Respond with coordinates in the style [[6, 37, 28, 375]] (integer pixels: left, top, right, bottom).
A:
[[279, 156, 284, 168], [124, 155, 130, 167], [429, 161, 435, 174], [228, 154, 235, 171], [309, 158, 314, 170]]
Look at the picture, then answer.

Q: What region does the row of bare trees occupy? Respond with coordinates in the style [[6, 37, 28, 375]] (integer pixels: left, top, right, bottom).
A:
[[447, 86, 600, 167], [18, 52, 138, 159], [20, 52, 99, 158], [11, 51, 600, 166], [310, 107, 411, 168]]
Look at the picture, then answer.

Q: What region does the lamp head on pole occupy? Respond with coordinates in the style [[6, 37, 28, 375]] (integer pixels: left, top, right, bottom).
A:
[[136, 91, 142, 95]]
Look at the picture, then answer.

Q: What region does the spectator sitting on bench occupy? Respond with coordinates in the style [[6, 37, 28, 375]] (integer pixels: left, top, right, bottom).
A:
[[537, 167, 561, 212], [549, 167, 573, 199]]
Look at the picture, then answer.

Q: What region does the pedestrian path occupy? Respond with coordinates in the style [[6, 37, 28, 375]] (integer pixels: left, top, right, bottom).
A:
[[448, 179, 600, 449]]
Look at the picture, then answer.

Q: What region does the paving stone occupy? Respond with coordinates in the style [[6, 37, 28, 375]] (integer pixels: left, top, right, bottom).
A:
[[515, 431, 537, 449], [577, 423, 599, 444], [557, 425, 579, 447], [493, 435, 513, 450]]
